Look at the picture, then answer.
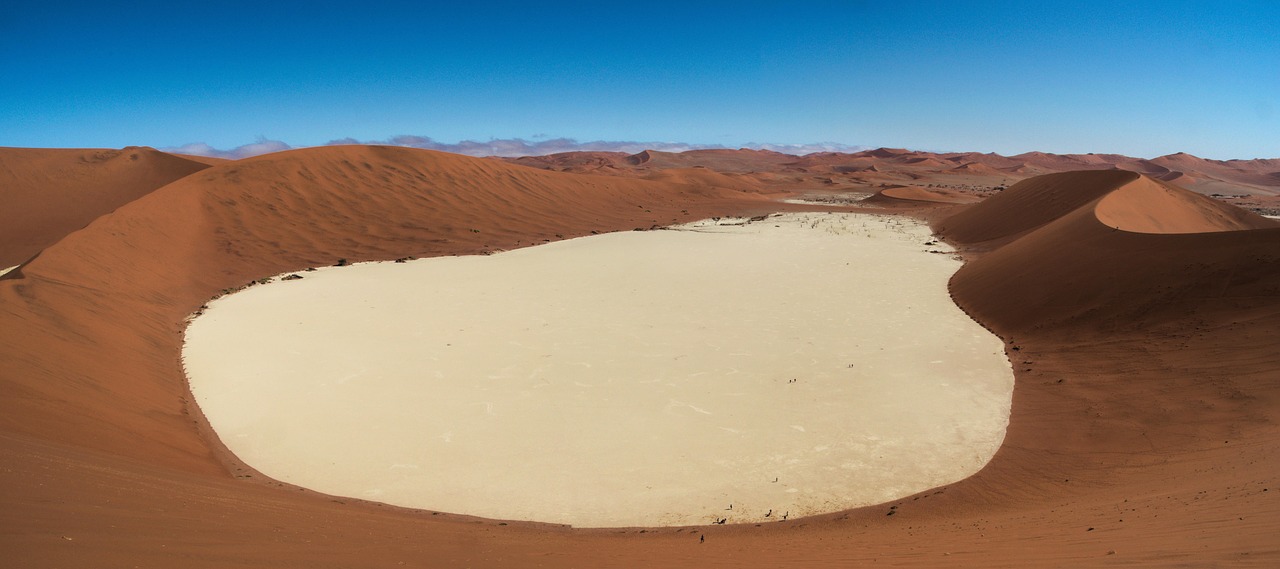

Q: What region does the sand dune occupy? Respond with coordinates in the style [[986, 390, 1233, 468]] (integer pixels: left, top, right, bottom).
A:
[[508, 147, 1280, 201], [505, 150, 631, 172], [944, 170, 1280, 332], [865, 185, 977, 205], [0, 146, 212, 267], [1095, 175, 1274, 233], [937, 170, 1137, 244], [642, 167, 766, 194], [169, 153, 234, 166], [903, 156, 950, 168], [2, 147, 1278, 567], [948, 162, 1004, 176]]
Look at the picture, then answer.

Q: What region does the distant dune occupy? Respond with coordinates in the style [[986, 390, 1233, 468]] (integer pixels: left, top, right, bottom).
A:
[[0, 147, 212, 266], [506, 147, 1280, 200], [2, 146, 1278, 568], [948, 162, 1004, 176], [864, 185, 977, 205]]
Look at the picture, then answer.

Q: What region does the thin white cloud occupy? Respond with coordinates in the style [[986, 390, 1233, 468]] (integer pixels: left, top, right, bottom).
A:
[[164, 136, 868, 159], [164, 138, 293, 159]]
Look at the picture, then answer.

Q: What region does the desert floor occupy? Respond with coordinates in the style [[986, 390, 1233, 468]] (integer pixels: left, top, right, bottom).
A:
[[2, 146, 1277, 568], [184, 212, 1013, 528]]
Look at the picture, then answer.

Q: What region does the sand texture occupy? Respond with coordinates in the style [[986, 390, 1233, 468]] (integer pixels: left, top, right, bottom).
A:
[[2, 146, 1278, 567], [508, 147, 1280, 200], [0, 146, 212, 267]]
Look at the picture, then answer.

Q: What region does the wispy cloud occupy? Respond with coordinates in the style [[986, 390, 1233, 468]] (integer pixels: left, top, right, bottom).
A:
[[164, 136, 868, 159], [163, 138, 294, 160]]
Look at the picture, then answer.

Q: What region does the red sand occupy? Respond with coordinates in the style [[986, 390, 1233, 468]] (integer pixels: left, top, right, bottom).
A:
[[867, 185, 978, 205], [2, 147, 1278, 567], [509, 146, 1280, 199], [0, 146, 212, 266]]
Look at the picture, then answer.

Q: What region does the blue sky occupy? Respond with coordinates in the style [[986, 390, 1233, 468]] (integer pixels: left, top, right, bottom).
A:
[[1, 1, 1277, 159]]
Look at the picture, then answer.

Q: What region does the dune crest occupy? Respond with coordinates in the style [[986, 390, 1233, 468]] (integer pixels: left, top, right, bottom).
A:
[[1095, 175, 1275, 233], [0, 147, 212, 266], [870, 185, 976, 205], [943, 170, 1280, 336]]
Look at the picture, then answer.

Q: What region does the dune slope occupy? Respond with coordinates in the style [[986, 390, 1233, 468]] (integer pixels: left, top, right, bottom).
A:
[[936, 170, 1137, 245], [931, 171, 1280, 565], [945, 171, 1279, 335], [0, 147, 212, 267]]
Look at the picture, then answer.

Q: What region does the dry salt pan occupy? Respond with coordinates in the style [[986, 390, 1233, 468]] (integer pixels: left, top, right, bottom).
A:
[[184, 212, 1014, 528]]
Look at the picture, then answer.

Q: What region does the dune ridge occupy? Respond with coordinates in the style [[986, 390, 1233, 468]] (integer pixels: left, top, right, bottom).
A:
[[0, 147, 213, 267], [509, 147, 1280, 203], [1, 147, 1278, 567], [866, 184, 977, 205], [940, 170, 1280, 335]]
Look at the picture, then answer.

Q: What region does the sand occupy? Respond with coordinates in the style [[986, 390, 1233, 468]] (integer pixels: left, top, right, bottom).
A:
[[0, 147, 211, 267], [184, 213, 1013, 527], [3, 146, 1278, 567], [779, 192, 873, 206]]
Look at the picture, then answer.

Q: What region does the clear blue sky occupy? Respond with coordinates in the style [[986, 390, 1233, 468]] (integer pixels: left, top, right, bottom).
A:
[[1, 1, 1277, 159]]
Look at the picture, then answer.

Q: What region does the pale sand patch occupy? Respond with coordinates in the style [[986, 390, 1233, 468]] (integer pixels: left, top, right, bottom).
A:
[[780, 192, 873, 206], [184, 212, 1013, 528]]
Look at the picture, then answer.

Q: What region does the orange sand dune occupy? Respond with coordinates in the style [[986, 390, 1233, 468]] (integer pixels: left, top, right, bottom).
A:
[[1095, 175, 1273, 233], [943, 169, 1280, 334], [169, 153, 234, 166], [865, 185, 977, 205], [503, 150, 631, 172], [903, 156, 950, 168], [642, 167, 766, 194], [0, 147, 212, 266], [627, 148, 797, 173], [935, 152, 1023, 169], [1002, 162, 1046, 175], [1155, 170, 1192, 183], [507, 147, 1280, 199], [947, 162, 1004, 176], [2, 148, 1278, 568], [937, 170, 1136, 244], [861, 147, 912, 158]]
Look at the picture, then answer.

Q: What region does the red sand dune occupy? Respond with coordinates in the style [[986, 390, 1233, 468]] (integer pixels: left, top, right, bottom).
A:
[[630, 148, 798, 173], [0, 147, 212, 267], [865, 185, 977, 205], [1155, 170, 1193, 184], [937, 152, 1023, 170], [170, 153, 234, 166], [2, 149, 1278, 567], [508, 147, 1280, 200], [504, 150, 631, 172], [948, 162, 1004, 176], [903, 156, 950, 168], [642, 167, 766, 194], [861, 147, 912, 158], [1095, 175, 1271, 233]]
